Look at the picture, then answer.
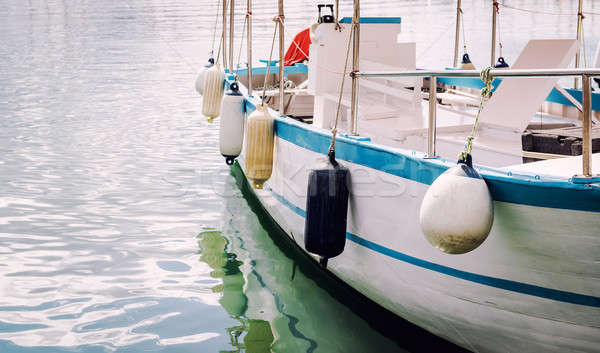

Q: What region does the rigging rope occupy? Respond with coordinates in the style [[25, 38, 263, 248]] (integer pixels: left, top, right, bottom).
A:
[[215, 27, 223, 64], [235, 15, 248, 78], [279, 20, 347, 75], [460, 7, 468, 54], [581, 18, 588, 68], [210, 0, 221, 56], [328, 23, 354, 156], [220, 0, 230, 65], [498, 3, 600, 17], [260, 18, 279, 105], [459, 67, 494, 162], [416, 19, 455, 60], [334, 0, 342, 31], [495, 2, 504, 58]]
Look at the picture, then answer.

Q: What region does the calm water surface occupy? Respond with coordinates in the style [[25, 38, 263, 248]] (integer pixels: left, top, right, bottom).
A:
[[1, 1, 599, 352]]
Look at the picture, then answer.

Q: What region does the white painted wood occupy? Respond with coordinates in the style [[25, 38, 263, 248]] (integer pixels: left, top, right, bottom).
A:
[[504, 152, 600, 177], [478, 39, 579, 133], [308, 22, 414, 130], [594, 39, 600, 68], [521, 151, 568, 160]]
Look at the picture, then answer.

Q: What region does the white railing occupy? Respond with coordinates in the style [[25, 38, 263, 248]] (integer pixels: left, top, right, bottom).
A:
[[351, 69, 600, 180]]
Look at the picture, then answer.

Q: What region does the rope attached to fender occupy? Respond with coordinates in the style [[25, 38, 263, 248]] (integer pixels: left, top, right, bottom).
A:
[[260, 20, 279, 106], [327, 24, 354, 166], [334, 0, 342, 32], [459, 66, 494, 162], [234, 15, 248, 79], [210, 0, 221, 57]]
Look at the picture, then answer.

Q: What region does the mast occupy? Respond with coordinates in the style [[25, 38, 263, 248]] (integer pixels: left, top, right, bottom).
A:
[[278, 0, 285, 114], [247, 0, 253, 94], [574, 0, 583, 89], [350, 0, 360, 135], [222, 0, 228, 69], [229, 0, 234, 71], [491, 0, 497, 66], [453, 0, 461, 68]]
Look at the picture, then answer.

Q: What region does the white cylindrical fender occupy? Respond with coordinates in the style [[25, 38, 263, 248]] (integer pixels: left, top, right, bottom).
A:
[[195, 69, 205, 95], [219, 82, 245, 165], [419, 160, 494, 254], [202, 62, 225, 119], [244, 104, 274, 189], [195, 68, 208, 95], [195, 58, 214, 95]]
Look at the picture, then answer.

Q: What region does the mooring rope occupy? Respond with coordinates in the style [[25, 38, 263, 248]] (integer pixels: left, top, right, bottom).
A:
[[459, 66, 494, 162]]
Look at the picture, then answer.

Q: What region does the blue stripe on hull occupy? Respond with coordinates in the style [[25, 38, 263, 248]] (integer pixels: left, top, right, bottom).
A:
[[265, 188, 600, 308], [273, 117, 600, 213]]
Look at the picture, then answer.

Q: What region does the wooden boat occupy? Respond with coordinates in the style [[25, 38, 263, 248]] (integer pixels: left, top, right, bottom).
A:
[[205, 1, 600, 351]]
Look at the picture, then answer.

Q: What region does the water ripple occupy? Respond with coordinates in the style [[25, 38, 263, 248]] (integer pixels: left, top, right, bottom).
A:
[[1, 0, 597, 352]]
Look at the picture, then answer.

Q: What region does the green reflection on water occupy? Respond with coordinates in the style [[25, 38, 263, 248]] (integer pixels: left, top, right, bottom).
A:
[[199, 230, 274, 353], [194, 164, 464, 353]]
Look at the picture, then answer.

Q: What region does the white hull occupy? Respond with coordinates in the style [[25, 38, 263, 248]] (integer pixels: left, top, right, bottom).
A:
[[236, 121, 600, 353], [218, 182, 404, 352]]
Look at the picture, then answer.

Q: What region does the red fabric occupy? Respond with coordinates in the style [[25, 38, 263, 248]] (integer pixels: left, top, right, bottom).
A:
[[284, 28, 311, 66]]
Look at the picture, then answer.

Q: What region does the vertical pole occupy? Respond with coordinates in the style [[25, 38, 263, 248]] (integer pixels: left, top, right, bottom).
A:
[[574, 0, 583, 90], [350, 0, 360, 135], [427, 76, 437, 158], [222, 0, 228, 70], [491, 1, 497, 67], [582, 75, 592, 176], [453, 0, 462, 68], [247, 0, 253, 94], [229, 0, 234, 72], [278, 0, 285, 115]]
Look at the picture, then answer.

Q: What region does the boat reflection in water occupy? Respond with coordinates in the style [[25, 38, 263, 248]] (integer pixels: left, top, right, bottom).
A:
[[197, 175, 412, 353], [199, 229, 274, 353]]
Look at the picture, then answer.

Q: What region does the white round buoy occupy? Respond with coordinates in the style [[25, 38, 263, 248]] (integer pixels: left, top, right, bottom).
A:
[[244, 104, 274, 189], [219, 82, 245, 165], [195, 58, 214, 95], [419, 160, 494, 254], [202, 62, 225, 119]]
